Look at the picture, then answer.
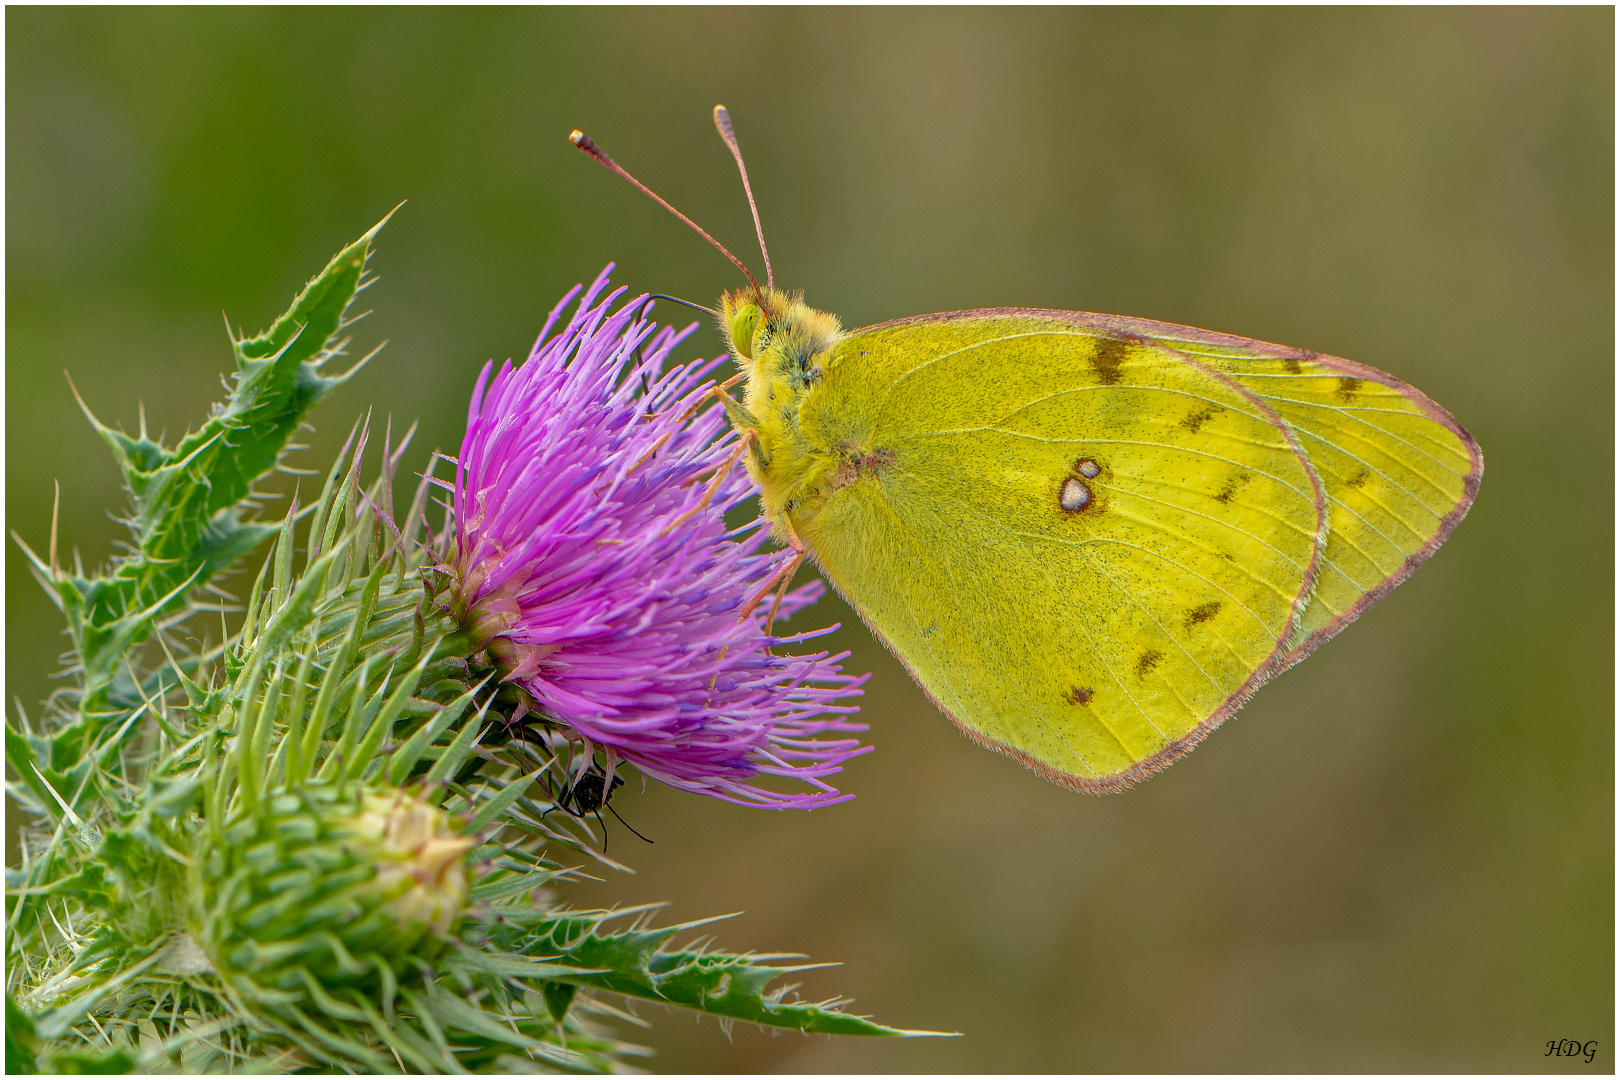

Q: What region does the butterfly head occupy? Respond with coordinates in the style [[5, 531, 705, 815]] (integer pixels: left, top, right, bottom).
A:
[[719, 285, 844, 385]]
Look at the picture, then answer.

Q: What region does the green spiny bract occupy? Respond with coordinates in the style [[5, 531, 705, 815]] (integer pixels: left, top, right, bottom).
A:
[[204, 784, 475, 993], [6, 220, 947, 1073]]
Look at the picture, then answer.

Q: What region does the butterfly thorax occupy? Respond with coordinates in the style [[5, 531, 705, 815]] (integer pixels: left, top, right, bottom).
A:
[[717, 287, 847, 532]]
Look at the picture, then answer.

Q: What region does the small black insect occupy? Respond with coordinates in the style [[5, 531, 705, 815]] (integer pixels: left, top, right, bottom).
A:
[[560, 770, 619, 815], [540, 765, 652, 849]]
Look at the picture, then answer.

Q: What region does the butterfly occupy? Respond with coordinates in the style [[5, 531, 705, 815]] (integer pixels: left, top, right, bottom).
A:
[[570, 106, 1482, 793]]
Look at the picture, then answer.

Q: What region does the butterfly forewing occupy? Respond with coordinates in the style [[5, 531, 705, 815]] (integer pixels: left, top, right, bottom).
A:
[[794, 313, 1331, 790]]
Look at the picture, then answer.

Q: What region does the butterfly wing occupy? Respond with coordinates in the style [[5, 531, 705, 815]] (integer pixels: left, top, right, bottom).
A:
[[789, 309, 1477, 791], [1070, 311, 1483, 664]]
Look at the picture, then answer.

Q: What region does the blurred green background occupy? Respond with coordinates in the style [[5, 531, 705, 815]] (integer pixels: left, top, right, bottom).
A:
[[7, 7, 1612, 1072]]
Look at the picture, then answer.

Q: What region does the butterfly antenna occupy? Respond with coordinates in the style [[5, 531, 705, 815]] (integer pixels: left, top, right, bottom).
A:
[[712, 105, 774, 292], [570, 128, 760, 290]]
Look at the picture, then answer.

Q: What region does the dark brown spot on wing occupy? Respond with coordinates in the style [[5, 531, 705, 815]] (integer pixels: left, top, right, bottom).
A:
[[1089, 338, 1129, 386], [1345, 468, 1371, 489], [1213, 472, 1252, 505], [1282, 357, 1302, 375], [1180, 405, 1220, 434], [1068, 686, 1093, 706], [1337, 376, 1362, 401], [1135, 649, 1163, 678], [1184, 601, 1222, 628]]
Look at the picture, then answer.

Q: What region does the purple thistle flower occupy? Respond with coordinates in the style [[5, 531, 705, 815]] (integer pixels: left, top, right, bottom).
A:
[[448, 268, 869, 809]]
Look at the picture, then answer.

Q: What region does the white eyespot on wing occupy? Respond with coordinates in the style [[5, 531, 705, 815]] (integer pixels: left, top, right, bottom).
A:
[[1076, 459, 1101, 478], [1060, 477, 1092, 512]]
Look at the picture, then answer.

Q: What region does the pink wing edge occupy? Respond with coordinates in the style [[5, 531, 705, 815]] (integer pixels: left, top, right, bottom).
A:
[[848, 307, 1485, 794]]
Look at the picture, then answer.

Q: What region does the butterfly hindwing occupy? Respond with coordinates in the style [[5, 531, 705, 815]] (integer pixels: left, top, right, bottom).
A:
[[1073, 312, 1483, 665]]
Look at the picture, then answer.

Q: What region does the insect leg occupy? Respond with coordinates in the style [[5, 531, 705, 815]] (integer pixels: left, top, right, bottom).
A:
[[634, 377, 754, 470], [659, 430, 753, 536], [606, 801, 654, 844], [762, 559, 800, 638], [739, 547, 805, 626], [537, 774, 563, 821]]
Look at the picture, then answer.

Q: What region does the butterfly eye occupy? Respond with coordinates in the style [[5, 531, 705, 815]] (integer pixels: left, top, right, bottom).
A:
[[729, 304, 763, 360]]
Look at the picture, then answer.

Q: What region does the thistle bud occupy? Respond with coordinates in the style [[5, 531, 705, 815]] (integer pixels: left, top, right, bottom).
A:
[[203, 783, 476, 995]]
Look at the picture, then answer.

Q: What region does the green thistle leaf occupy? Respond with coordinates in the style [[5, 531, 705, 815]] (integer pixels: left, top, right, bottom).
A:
[[532, 911, 956, 1039], [44, 211, 394, 722]]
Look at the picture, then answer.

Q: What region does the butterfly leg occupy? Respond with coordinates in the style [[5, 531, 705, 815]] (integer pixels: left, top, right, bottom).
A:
[[739, 542, 806, 631], [632, 372, 750, 467], [659, 426, 756, 536], [762, 554, 802, 637], [708, 376, 757, 435]]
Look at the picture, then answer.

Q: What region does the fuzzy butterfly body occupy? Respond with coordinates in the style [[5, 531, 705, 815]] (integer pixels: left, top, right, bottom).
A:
[[574, 108, 1482, 793]]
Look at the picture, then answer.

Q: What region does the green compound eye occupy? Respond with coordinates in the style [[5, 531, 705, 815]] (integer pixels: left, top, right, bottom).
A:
[[729, 304, 762, 360]]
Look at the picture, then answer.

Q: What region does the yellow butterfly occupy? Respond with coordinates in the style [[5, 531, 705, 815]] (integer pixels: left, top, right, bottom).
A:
[[571, 106, 1482, 793]]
